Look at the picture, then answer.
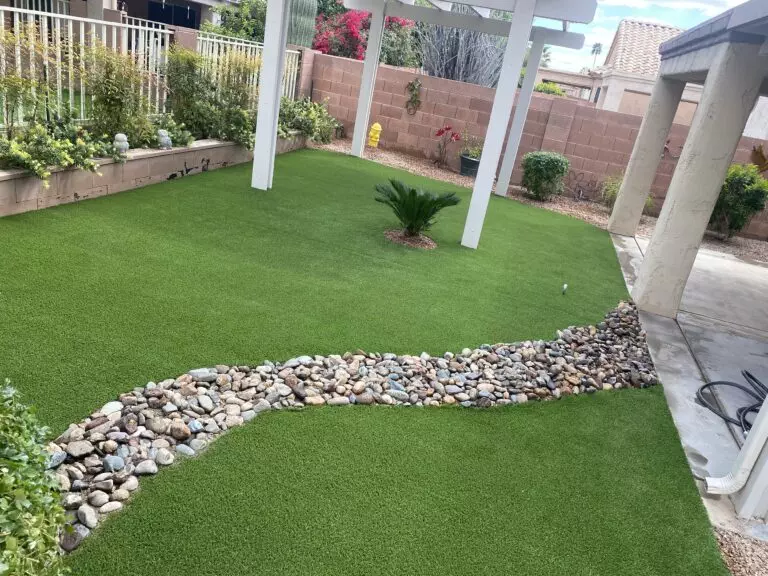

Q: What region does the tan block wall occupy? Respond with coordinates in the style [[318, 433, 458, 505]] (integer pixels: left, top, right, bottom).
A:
[[0, 136, 306, 219], [311, 54, 768, 240]]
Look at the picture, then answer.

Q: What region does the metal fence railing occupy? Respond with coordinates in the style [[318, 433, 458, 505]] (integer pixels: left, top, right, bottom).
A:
[[0, 7, 302, 129], [0, 6, 173, 124], [197, 31, 301, 101]]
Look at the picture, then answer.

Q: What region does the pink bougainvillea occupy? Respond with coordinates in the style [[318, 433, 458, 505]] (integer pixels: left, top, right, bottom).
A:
[[313, 10, 414, 61]]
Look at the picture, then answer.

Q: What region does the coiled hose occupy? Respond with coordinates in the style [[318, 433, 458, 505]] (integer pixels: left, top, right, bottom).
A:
[[697, 370, 768, 435]]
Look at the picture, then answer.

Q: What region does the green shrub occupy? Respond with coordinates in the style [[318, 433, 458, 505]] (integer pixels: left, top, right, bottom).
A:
[[278, 97, 340, 144], [0, 381, 67, 576], [521, 151, 569, 200], [153, 114, 194, 148], [534, 82, 565, 96], [165, 46, 219, 140], [709, 164, 768, 238], [85, 45, 152, 147], [374, 179, 460, 237], [600, 173, 653, 212]]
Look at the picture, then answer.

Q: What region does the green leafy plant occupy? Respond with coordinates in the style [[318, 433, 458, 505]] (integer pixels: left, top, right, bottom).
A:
[[165, 46, 220, 140], [0, 381, 67, 576], [202, 0, 267, 41], [405, 78, 421, 115], [521, 151, 569, 200], [534, 82, 566, 96], [709, 163, 768, 238], [153, 114, 194, 148], [0, 123, 103, 185], [600, 173, 653, 212], [278, 97, 340, 144], [374, 179, 460, 237], [85, 45, 151, 147], [460, 129, 483, 160]]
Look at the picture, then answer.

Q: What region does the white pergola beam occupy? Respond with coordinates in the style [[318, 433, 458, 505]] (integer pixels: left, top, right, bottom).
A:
[[470, 5, 491, 17], [351, 3, 386, 157], [495, 38, 545, 196], [345, 0, 597, 25], [385, 1, 584, 47], [428, 0, 454, 10], [251, 0, 291, 190], [461, 0, 537, 249]]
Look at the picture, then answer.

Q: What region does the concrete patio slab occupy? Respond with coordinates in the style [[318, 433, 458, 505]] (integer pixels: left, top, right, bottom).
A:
[[612, 233, 768, 536]]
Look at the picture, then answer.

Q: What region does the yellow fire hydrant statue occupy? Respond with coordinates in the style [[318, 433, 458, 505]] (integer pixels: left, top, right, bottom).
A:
[[367, 122, 382, 148]]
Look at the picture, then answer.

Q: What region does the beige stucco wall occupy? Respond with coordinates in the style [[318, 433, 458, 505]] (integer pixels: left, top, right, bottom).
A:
[[618, 90, 699, 125]]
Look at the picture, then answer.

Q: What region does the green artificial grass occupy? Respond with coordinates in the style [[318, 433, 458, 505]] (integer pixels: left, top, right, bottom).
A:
[[0, 149, 627, 432], [67, 389, 728, 576]]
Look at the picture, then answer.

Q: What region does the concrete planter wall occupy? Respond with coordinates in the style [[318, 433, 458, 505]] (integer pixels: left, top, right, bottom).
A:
[[0, 135, 307, 218]]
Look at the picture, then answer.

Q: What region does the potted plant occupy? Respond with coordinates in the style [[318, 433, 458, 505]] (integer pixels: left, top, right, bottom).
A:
[[459, 131, 483, 177]]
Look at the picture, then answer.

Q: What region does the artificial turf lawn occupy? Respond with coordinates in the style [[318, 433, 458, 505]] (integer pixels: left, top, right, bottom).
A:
[[67, 388, 729, 576], [0, 148, 627, 432]]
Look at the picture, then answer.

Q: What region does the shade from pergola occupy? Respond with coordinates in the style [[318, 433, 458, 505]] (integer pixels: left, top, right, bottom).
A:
[[251, 0, 596, 249]]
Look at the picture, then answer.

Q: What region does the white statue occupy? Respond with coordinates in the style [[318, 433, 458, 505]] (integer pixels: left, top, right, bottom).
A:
[[113, 133, 129, 154]]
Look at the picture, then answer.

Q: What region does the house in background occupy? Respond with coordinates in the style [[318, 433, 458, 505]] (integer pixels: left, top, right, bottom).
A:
[[6, 0, 226, 28], [589, 18, 768, 139]]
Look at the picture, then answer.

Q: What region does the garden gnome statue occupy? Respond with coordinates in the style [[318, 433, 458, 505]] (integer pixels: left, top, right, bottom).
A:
[[157, 129, 172, 150], [113, 133, 129, 154]]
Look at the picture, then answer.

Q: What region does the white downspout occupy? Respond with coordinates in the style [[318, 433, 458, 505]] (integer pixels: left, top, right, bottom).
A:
[[706, 394, 768, 494]]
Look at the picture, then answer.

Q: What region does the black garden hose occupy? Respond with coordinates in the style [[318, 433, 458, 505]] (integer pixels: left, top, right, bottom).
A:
[[697, 370, 768, 435]]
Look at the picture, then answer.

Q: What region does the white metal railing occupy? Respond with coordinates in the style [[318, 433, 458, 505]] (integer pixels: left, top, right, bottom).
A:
[[121, 14, 167, 31], [0, 6, 173, 124], [197, 31, 300, 100], [12, 0, 70, 15]]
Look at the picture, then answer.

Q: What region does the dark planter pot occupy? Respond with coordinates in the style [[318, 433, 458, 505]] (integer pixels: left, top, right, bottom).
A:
[[459, 154, 480, 177]]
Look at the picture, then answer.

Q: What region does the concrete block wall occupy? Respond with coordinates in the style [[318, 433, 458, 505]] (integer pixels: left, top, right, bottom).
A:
[[0, 136, 306, 218], [311, 53, 768, 239]]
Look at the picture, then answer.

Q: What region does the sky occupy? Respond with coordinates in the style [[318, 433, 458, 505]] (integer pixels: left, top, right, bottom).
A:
[[542, 0, 750, 72]]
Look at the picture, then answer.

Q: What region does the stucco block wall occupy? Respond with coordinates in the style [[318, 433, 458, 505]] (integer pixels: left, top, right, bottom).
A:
[[311, 53, 768, 239]]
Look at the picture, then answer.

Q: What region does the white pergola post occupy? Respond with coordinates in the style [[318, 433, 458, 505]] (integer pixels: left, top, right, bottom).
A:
[[632, 43, 765, 317], [607, 77, 685, 236], [251, 0, 292, 190], [495, 38, 544, 197], [461, 0, 537, 249], [351, 3, 386, 158]]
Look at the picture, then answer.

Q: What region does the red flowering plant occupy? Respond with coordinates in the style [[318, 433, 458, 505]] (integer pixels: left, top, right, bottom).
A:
[[434, 125, 461, 168], [313, 10, 414, 62]]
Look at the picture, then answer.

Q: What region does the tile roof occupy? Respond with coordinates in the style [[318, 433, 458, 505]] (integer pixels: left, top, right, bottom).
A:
[[602, 19, 684, 77]]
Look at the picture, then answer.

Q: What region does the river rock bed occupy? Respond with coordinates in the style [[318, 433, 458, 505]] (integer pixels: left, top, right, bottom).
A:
[[51, 301, 655, 552]]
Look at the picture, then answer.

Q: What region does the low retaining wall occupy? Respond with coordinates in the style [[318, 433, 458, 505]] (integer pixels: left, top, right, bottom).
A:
[[0, 134, 307, 218]]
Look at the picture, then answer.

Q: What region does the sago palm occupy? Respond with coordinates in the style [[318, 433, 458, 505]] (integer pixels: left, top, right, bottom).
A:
[[374, 179, 461, 237]]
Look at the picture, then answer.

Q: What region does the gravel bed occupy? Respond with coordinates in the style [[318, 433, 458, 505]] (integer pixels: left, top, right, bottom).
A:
[[716, 527, 768, 576], [50, 302, 655, 553], [313, 140, 768, 263]]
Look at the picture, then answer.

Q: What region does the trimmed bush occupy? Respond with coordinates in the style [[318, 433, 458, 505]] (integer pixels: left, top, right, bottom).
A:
[[709, 164, 768, 238], [600, 174, 653, 213], [0, 382, 66, 576], [534, 82, 566, 96], [375, 179, 460, 237], [521, 151, 569, 200]]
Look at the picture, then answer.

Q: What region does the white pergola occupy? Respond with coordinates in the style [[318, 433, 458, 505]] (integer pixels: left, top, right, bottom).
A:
[[252, 0, 595, 250]]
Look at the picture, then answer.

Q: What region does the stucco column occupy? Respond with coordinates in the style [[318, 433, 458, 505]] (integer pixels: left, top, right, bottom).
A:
[[496, 39, 545, 197], [632, 43, 767, 318], [607, 76, 685, 236]]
